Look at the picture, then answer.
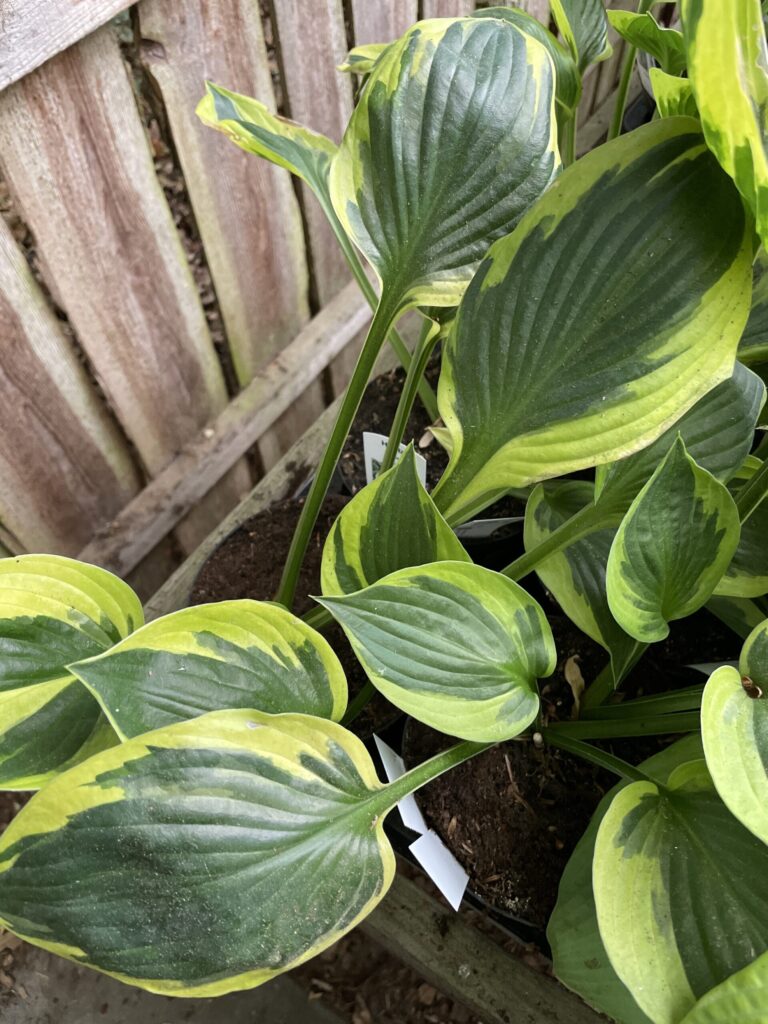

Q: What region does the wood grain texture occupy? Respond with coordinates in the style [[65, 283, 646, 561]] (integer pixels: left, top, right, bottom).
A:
[[80, 283, 371, 577], [363, 875, 603, 1024], [0, 0, 134, 92], [270, 0, 361, 396], [350, 0, 418, 45], [421, 1, 475, 19], [0, 215, 141, 555], [0, 26, 250, 551], [138, 0, 325, 473], [518, 0, 550, 23]]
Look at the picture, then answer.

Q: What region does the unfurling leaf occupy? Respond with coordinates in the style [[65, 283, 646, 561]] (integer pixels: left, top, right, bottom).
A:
[[682, 0, 768, 247], [650, 69, 698, 118], [433, 119, 752, 523], [330, 17, 559, 311], [594, 759, 768, 1024], [71, 600, 347, 739], [606, 438, 741, 643], [609, 11, 686, 75], [550, 0, 612, 71], [0, 555, 141, 789], [0, 711, 398, 996], [321, 446, 469, 597], [320, 562, 555, 742]]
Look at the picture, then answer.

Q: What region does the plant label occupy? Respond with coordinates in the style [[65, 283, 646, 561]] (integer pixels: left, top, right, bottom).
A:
[[363, 432, 428, 486]]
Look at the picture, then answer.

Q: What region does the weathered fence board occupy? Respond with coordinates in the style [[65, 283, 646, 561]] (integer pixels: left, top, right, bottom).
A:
[[269, 0, 361, 395], [421, 1, 476, 18], [138, 0, 324, 472], [0, 25, 250, 551], [0, 0, 135, 92], [350, 0, 418, 45], [0, 215, 140, 555], [79, 283, 371, 577]]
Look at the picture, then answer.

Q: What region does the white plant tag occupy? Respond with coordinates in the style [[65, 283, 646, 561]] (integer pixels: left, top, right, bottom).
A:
[[373, 735, 469, 910], [373, 736, 429, 835], [454, 516, 523, 540], [409, 831, 470, 911], [363, 432, 428, 486]]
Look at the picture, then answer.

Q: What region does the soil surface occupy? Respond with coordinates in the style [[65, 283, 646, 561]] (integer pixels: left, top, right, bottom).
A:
[[190, 495, 399, 736]]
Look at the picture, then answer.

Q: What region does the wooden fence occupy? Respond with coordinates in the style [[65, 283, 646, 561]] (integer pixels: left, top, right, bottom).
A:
[[0, 0, 635, 595]]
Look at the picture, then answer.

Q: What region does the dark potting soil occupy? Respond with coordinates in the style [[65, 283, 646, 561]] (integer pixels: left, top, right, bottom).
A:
[[189, 495, 399, 736], [401, 606, 742, 931], [402, 614, 612, 930]]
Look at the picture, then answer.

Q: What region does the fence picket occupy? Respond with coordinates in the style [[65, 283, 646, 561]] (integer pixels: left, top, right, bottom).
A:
[[350, 0, 418, 45], [0, 25, 250, 552]]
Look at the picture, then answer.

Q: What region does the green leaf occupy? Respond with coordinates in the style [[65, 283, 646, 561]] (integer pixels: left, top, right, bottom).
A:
[[329, 17, 559, 310], [741, 615, 768, 684], [548, 735, 703, 1024], [608, 11, 686, 75], [702, 663, 768, 845], [679, 951, 768, 1024], [319, 562, 555, 742], [740, 250, 768, 366], [707, 594, 767, 639], [433, 118, 753, 523], [0, 710, 398, 996], [473, 7, 580, 117], [0, 555, 141, 788], [649, 68, 698, 118], [338, 43, 388, 75], [682, 0, 768, 247], [594, 758, 768, 1024], [595, 361, 765, 519], [525, 480, 642, 686], [550, 0, 611, 71], [0, 681, 115, 791], [196, 83, 337, 204], [606, 438, 741, 643], [321, 447, 469, 597], [70, 601, 347, 740], [715, 457, 768, 598]]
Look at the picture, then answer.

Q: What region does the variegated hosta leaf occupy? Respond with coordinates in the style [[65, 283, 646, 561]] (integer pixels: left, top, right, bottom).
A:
[[594, 759, 768, 1024], [707, 594, 767, 639], [320, 562, 555, 742], [330, 17, 559, 310], [0, 711, 398, 997], [682, 0, 768, 247], [702, 662, 768, 845], [550, 0, 611, 71], [321, 447, 469, 597], [70, 601, 347, 740], [595, 361, 765, 519], [433, 118, 752, 524], [741, 616, 768, 685], [715, 456, 768, 598], [606, 438, 741, 643], [338, 42, 388, 75], [679, 950, 768, 1024], [196, 83, 337, 209], [608, 11, 686, 76], [740, 250, 768, 366], [548, 735, 703, 1024], [0, 555, 142, 789], [524, 480, 642, 686], [650, 69, 698, 118], [473, 7, 580, 118]]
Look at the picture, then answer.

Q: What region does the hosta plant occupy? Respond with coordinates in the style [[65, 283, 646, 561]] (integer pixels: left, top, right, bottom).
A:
[[2, 4, 768, 1022]]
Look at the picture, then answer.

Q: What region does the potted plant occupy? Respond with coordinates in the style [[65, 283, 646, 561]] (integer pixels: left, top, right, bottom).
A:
[[0, 3, 767, 1022]]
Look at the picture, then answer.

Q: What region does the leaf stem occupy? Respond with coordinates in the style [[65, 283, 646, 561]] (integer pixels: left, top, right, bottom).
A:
[[581, 685, 704, 720], [375, 739, 492, 812], [607, 0, 655, 141], [379, 319, 440, 475], [321, 197, 439, 420], [500, 501, 606, 581], [542, 731, 649, 782], [560, 113, 577, 166], [734, 455, 768, 523], [580, 662, 616, 712], [341, 681, 376, 727], [545, 711, 700, 740], [303, 605, 332, 630], [276, 295, 402, 608]]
